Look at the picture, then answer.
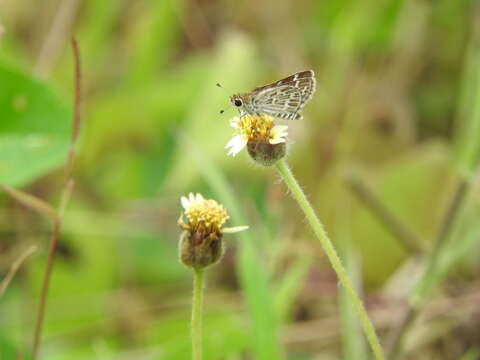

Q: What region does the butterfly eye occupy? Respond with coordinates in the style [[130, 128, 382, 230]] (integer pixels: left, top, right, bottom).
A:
[[234, 99, 243, 107]]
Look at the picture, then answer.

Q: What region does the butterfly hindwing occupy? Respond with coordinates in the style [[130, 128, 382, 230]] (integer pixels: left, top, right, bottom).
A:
[[252, 85, 302, 120]]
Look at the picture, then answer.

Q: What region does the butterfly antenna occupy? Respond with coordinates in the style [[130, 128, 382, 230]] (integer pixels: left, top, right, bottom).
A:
[[216, 82, 230, 114], [216, 82, 232, 92]]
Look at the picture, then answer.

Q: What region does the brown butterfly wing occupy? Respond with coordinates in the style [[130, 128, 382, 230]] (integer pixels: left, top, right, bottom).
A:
[[250, 70, 316, 120], [252, 85, 303, 120]]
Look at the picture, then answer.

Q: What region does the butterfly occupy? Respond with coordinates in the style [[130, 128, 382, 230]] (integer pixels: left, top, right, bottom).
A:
[[229, 70, 316, 120]]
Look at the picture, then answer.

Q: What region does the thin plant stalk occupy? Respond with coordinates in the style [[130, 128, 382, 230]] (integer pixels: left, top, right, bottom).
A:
[[34, 0, 79, 76], [345, 174, 423, 254], [387, 177, 470, 359], [0, 246, 37, 298], [191, 268, 205, 360], [31, 39, 82, 360], [275, 159, 384, 360], [31, 219, 61, 359]]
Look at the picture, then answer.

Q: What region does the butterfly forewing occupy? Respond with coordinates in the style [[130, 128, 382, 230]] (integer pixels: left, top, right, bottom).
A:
[[253, 86, 303, 119], [249, 70, 316, 120]]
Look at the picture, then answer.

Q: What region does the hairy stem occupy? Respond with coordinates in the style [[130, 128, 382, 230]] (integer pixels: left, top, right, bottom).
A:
[[275, 159, 384, 360], [191, 268, 205, 360]]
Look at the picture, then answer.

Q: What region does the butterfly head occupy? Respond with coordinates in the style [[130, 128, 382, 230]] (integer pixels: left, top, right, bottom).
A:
[[230, 94, 249, 111]]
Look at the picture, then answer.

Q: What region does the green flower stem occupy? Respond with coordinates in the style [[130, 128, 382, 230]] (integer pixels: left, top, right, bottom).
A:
[[275, 159, 384, 360], [191, 268, 205, 360]]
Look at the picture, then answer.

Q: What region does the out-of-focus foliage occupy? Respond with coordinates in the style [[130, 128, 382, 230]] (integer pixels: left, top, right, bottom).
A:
[[0, 61, 71, 187], [1, 0, 480, 359]]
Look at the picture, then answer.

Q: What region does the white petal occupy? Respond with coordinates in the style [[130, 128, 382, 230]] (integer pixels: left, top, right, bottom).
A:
[[225, 135, 247, 156], [269, 125, 288, 144], [230, 117, 241, 129], [274, 125, 288, 132], [222, 225, 249, 233], [181, 196, 190, 209], [231, 145, 245, 156], [188, 193, 195, 202], [269, 137, 286, 144], [225, 135, 241, 149], [195, 193, 204, 202]]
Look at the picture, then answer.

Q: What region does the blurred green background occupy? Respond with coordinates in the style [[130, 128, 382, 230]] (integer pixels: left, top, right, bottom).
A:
[[1, 0, 480, 359]]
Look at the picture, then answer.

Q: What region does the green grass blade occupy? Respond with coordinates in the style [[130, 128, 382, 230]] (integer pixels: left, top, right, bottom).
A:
[[274, 255, 312, 323], [455, 28, 480, 176]]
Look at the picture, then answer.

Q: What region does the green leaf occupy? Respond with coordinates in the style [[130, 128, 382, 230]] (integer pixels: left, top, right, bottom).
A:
[[273, 256, 312, 323], [0, 335, 17, 360], [0, 61, 71, 187]]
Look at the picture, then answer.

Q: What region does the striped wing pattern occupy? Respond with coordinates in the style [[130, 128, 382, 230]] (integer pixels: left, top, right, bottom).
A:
[[251, 70, 316, 120]]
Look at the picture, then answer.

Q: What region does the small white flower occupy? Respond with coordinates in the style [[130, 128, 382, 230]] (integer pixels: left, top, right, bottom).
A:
[[225, 135, 248, 156], [178, 192, 249, 268], [178, 192, 248, 235], [269, 125, 288, 144], [225, 115, 289, 157]]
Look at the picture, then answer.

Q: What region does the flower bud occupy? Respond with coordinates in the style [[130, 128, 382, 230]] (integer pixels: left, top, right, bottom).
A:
[[178, 193, 248, 269], [225, 115, 289, 166], [247, 140, 286, 166], [179, 229, 224, 269]]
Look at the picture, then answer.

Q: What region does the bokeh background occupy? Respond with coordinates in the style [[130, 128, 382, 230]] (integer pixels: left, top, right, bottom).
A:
[[1, 0, 480, 359]]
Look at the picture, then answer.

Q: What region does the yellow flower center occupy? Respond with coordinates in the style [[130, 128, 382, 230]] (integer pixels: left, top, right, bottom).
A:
[[238, 115, 275, 142], [184, 199, 229, 232]]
